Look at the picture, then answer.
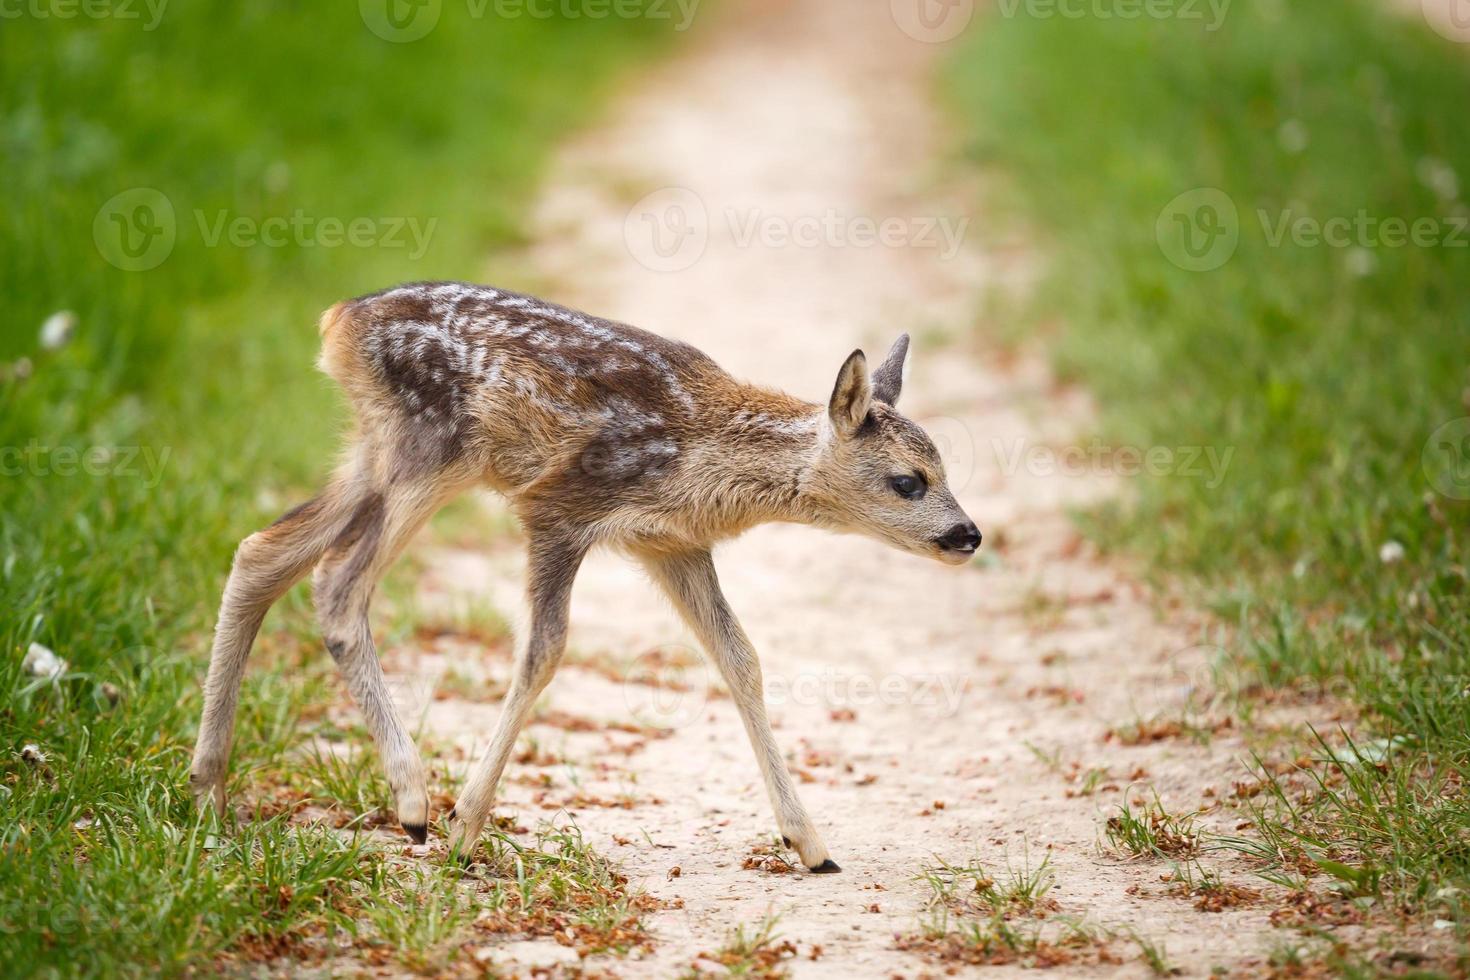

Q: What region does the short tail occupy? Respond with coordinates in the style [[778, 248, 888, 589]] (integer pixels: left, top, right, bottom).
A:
[[316, 300, 356, 379], [316, 300, 385, 417]]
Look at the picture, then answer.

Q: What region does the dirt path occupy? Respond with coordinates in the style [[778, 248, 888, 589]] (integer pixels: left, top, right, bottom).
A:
[[393, 1, 1310, 974]]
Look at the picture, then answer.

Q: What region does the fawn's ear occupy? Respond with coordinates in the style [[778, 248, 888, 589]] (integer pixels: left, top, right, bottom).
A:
[[870, 333, 909, 406], [828, 349, 871, 437]]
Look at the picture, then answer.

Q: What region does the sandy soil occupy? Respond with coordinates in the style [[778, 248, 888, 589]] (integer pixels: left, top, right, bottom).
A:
[[381, 1, 1346, 974]]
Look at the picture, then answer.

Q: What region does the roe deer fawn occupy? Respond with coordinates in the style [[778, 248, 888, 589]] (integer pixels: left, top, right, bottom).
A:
[[189, 281, 981, 872]]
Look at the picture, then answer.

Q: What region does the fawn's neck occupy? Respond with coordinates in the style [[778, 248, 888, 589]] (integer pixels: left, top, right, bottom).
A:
[[696, 385, 827, 531]]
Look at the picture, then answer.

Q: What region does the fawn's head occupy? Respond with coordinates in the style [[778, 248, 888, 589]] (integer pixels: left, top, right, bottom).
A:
[[804, 335, 981, 565]]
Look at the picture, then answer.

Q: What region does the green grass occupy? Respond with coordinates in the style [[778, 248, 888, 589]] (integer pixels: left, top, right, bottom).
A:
[[682, 913, 797, 979], [906, 849, 1129, 968], [0, 2, 675, 974], [1104, 793, 1201, 861], [472, 821, 660, 955], [1127, 928, 1180, 978], [949, 0, 1470, 913], [916, 848, 1056, 928]]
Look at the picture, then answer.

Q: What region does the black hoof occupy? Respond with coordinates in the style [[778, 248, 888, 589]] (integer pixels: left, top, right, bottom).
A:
[[403, 822, 428, 845], [808, 859, 842, 874]]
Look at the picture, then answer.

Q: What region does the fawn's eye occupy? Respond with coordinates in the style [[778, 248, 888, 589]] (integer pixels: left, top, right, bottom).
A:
[[889, 474, 927, 500]]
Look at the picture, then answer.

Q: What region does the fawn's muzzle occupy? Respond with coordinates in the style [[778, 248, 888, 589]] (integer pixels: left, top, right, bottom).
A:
[[934, 521, 982, 554]]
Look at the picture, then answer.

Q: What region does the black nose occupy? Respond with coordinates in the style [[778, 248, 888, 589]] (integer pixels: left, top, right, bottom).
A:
[[936, 521, 982, 552]]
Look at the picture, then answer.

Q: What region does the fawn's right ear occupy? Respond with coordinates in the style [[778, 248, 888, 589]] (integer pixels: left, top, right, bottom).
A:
[[828, 349, 871, 438], [870, 333, 909, 407]]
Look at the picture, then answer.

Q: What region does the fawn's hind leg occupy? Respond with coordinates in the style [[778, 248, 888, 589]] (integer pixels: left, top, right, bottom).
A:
[[641, 548, 838, 873], [312, 480, 448, 843], [446, 534, 586, 859], [191, 475, 365, 815]]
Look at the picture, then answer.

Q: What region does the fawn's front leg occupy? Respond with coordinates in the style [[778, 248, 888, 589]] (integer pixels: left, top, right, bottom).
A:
[[642, 548, 839, 873], [446, 535, 586, 860]]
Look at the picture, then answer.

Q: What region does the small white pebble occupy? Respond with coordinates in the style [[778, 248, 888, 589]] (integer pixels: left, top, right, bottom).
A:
[[254, 488, 283, 514], [264, 160, 292, 195], [39, 310, 77, 351], [1344, 247, 1377, 278], [1277, 119, 1309, 155], [23, 642, 67, 680], [1379, 540, 1406, 564], [1416, 157, 1460, 203], [1434, 919, 1454, 930]]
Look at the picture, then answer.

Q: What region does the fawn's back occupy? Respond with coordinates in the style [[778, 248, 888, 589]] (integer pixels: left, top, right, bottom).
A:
[[317, 281, 814, 542]]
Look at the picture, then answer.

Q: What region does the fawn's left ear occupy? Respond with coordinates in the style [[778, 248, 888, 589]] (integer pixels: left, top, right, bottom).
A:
[[870, 333, 909, 406], [828, 349, 871, 437]]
